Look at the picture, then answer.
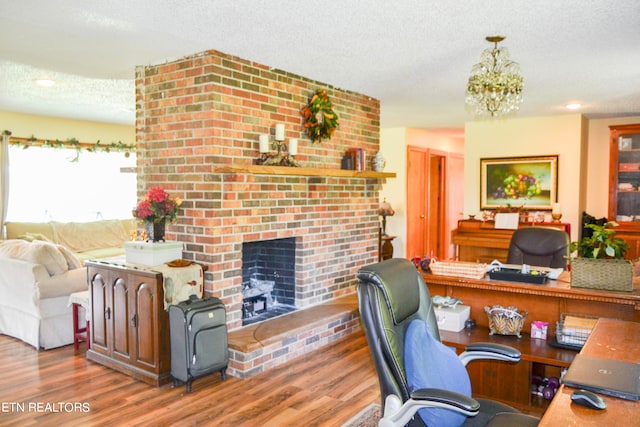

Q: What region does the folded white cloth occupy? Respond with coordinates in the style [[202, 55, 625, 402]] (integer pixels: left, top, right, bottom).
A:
[[152, 264, 203, 309]]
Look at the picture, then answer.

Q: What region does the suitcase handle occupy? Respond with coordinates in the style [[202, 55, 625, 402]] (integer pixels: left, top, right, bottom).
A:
[[185, 294, 199, 305]]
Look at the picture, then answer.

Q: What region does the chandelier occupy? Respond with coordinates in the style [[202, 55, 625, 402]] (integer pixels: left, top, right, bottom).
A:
[[465, 36, 523, 118]]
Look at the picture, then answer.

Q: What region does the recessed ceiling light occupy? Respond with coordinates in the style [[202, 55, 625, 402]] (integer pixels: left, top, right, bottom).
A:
[[566, 103, 582, 110], [34, 78, 56, 87]]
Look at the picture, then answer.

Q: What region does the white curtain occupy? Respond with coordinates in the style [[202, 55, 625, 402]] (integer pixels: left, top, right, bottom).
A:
[[0, 131, 10, 239]]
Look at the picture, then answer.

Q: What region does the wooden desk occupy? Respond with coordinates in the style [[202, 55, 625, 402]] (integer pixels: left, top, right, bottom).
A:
[[423, 271, 640, 330], [538, 319, 640, 426], [424, 271, 640, 414], [441, 326, 575, 414]]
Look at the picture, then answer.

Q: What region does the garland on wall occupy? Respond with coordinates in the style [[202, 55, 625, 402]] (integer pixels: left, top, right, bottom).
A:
[[300, 89, 339, 143], [2, 130, 135, 162]]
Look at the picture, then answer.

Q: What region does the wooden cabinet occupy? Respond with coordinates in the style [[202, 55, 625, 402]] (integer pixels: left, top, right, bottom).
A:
[[451, 219, 570, 263], [87, 260, 171, 386], [609, 123, 640, 259]]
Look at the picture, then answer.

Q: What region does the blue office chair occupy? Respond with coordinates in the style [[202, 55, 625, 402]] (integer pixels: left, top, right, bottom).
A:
[[357, 259, 539, 427]]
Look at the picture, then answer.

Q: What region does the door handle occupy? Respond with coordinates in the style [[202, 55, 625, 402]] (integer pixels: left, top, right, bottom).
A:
[[105, 307, 111, 320], [131, 314, 138, 328]]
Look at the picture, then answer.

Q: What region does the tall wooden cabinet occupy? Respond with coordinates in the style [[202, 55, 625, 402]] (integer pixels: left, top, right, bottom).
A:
[[608, 123, 640, 259], [86, 260, 171, 386]]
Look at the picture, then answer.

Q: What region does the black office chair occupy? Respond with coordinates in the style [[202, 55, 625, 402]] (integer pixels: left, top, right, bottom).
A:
[[357, 259, 539, 427], [507, 227, 569, 269]]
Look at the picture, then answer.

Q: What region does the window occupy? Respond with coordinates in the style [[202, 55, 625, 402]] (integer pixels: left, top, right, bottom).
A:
[[6, 146, 136, 222]]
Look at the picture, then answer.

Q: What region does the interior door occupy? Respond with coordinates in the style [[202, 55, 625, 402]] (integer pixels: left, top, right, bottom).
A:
[[427, 154, 445, 259], [407, 146, 464, 261], [407, 146, 428, 259]]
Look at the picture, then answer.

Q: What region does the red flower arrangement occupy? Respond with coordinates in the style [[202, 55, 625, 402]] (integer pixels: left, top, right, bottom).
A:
[[133, 187, 182, 223]]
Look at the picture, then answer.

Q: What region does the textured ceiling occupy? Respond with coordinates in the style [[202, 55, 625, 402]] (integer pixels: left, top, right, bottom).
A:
[[1, 1, 639, 129]]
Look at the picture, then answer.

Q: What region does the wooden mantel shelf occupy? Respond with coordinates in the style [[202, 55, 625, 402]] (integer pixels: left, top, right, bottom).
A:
[[213, 164, 396, 179]]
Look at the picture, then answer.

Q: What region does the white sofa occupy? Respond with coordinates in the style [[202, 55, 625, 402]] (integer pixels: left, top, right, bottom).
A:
[[0, 219, 136, 349]]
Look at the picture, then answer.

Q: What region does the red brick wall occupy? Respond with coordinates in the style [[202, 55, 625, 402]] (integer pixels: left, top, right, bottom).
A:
[[135, 49, 384, 329]]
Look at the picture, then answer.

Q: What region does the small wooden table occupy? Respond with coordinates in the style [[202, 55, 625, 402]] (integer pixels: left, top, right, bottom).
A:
[[379, 235, 396, 261], [538, 318, 640, 425]]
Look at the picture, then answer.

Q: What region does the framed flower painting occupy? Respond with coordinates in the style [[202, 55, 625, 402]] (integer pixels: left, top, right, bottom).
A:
[[480, 155, 558, 210]]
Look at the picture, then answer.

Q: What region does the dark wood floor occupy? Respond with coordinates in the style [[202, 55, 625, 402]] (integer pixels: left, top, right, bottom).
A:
[[0, 329, 380, 426]]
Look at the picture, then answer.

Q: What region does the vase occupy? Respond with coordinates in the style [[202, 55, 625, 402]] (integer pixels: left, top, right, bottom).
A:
[[372, 151, 386, 172], [145, 218, 166, 242]]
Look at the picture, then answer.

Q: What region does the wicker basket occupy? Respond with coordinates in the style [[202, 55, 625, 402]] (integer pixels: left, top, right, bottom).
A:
[[555, 313, 598, 349], [429, 260, 487, 279], [485, 305, 527, 338], [570, 257, 633, 292]]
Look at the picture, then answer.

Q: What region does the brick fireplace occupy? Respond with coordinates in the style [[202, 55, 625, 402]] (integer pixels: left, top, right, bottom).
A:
[[241, 237, 297, 324], [134, 49, 386, 334]]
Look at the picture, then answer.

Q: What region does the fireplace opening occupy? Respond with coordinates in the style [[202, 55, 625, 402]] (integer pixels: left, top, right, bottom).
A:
[[241, 237, 297, 326]]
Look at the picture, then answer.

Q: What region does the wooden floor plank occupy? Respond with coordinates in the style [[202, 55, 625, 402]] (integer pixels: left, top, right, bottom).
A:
[[0, 329, 380, 426]]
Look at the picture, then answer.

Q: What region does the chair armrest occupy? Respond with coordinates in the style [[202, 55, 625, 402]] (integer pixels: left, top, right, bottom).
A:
[[412, 388, 479, 413], [378, 390, 479, 427], [458, 342, 521, 366]]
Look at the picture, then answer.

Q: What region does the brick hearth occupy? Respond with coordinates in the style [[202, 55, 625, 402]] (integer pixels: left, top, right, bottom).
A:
[[227, 294, 359, 378]]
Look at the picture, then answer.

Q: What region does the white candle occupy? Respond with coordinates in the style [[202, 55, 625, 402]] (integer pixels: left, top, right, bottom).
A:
[[289, 138, 298, 155], [552, 203, 561, 214], [275, 124, 285, 141], [259, 134, 269, 153]]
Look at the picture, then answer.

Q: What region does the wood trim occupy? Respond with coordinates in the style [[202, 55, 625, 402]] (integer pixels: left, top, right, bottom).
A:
[[213, 164, 395, 178]]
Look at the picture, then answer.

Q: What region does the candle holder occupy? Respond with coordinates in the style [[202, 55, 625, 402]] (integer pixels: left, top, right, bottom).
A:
[[256, 126, 300, 167], [263, 140, 287, 166], [551, 212, 562, 223]]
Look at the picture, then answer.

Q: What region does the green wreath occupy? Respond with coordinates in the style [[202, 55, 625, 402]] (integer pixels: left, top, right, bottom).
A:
[[301, 89, 339, 143]]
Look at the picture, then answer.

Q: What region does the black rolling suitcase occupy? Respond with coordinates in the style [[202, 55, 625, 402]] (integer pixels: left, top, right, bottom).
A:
[[169, 295, 228, 393]]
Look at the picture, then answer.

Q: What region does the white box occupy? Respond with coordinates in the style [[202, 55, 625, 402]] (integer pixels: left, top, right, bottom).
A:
[[124, 241, 183, 266], [434, 305, 470, 332]]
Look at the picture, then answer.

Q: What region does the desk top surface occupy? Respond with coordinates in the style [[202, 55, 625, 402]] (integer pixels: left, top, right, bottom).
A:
[[538, 319, 640, 426], [422, 270, 640, 305]]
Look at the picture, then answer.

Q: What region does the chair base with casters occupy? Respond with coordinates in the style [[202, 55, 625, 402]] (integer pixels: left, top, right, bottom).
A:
[[357, 258, 539, 427]]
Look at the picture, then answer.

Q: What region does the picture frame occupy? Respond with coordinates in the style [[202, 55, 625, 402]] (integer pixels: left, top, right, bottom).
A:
[[480, 155, 558, 210]]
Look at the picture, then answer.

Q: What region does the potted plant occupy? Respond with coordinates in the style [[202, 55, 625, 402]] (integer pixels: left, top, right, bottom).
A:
[[133, 187, 182, 242], [570, 221, 633, 291]]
